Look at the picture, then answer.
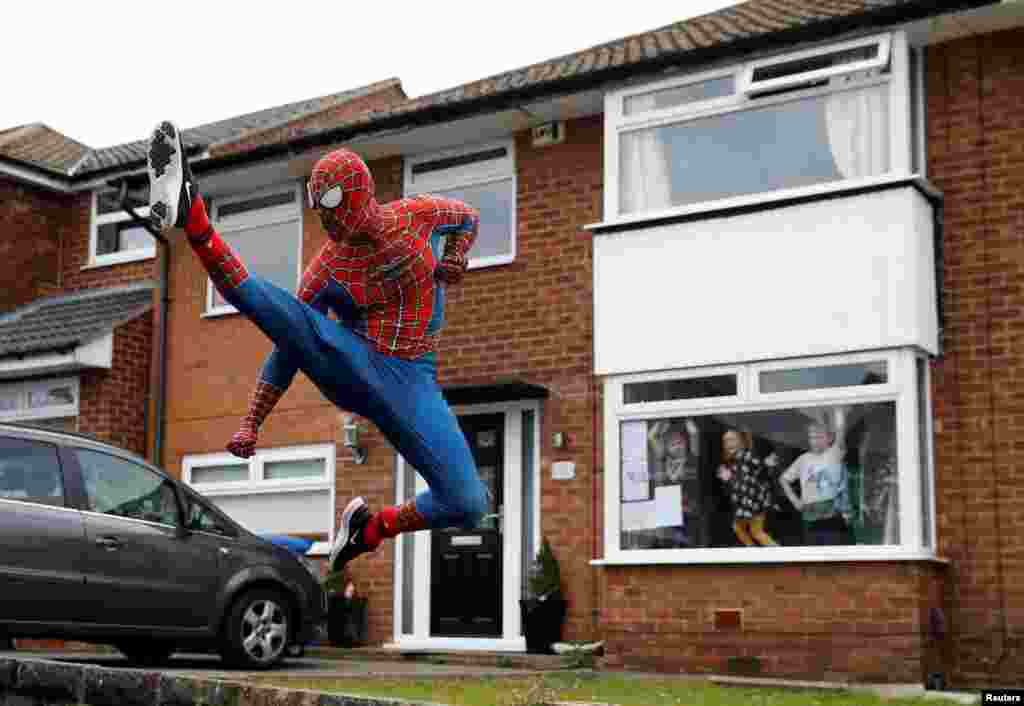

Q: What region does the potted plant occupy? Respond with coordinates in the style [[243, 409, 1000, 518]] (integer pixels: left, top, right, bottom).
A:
[[520, 537, 567, 654], [323, 569, 368, 647]]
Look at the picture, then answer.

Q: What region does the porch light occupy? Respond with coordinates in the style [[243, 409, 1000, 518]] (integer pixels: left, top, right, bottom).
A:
[[342, 414, 367, 465]]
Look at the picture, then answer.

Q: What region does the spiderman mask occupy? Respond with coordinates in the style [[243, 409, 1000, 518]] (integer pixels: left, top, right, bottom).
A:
[[307, 148, 382, 243]]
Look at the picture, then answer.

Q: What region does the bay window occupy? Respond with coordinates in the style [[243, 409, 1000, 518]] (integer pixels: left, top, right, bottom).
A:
[[603, 349, 936, 564], [604, 32, 911, 222]]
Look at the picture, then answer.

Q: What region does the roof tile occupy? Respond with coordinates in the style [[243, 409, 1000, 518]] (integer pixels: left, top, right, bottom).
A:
[[0, 284, 154, 358]]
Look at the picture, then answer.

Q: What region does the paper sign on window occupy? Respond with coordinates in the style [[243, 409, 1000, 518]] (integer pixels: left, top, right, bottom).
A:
[[621, 420, 651, 501]]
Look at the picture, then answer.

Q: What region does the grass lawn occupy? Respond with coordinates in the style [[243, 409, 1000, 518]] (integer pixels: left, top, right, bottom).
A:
[[249, 673, 967, 706]]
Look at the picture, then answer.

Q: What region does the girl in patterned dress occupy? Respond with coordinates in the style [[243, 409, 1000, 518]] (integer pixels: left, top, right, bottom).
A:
[[717, 429, 779, 546]]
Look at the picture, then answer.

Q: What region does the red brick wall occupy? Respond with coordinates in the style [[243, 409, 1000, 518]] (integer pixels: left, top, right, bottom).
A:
[[0, 178, 68, 313], [438, 116, 604, 642], [59, 192, 157, 293], [78, 311, 154, 457], [601, 562, 947, 682], [926, 28, 1024, 687]]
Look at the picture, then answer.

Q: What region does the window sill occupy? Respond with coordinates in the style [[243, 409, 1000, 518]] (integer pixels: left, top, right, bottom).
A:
[[190, 480, 331, 496], [201, 306, 241, 319], [585, 174, 942, 235], [591, 548, 947, 566], [467, 254, 516, 270], [82, 249, 156, 270]]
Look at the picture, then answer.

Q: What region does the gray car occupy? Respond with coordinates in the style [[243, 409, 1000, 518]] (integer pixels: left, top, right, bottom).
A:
[[0, 422, 325, 669]]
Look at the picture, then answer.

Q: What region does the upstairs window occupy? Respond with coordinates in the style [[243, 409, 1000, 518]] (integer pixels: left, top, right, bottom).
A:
[[206, 185, 302, 316], [404, 141, 516, 269], [605, 33, 909, 220], [89, 190, 155, 267]]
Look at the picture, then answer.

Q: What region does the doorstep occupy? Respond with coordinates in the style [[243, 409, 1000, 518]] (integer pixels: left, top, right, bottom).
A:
[[308, 645, 587, 670]]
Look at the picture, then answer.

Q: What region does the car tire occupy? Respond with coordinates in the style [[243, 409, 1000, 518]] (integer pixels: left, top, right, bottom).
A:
[[220, 587, 292, 670], [115, 641, 175, 666]]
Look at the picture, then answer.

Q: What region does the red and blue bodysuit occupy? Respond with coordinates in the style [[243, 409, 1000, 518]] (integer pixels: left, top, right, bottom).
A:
[[185, 148, 487, 543]]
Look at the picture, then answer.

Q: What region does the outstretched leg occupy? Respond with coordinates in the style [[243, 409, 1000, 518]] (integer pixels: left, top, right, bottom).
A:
[[329, 356, 489, 572], [147, 122, 375, 417]]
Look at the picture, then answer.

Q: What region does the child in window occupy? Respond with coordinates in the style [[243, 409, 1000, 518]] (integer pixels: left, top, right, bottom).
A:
[[717, 429, 778, 546], [779, 408, 852, 546], [648, 419, 706, 548]]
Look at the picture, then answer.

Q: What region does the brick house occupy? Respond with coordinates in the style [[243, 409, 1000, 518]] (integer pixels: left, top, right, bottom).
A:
[[2, 0, 1023, 688]]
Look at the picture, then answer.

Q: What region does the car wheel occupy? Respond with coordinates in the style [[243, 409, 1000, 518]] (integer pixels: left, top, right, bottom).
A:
[[221, 587, 292, 669], [116, 641, 175, 666]]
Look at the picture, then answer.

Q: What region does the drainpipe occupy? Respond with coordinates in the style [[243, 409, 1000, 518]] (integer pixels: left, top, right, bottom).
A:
[[115, 182, 169, 467]]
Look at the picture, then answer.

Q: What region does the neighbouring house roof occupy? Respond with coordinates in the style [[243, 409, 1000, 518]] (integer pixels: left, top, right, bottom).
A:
[[0, 124, 92, 176], [0, 0, 996, 184], [0, 283, 155, 358], [77, 78, 405, 174], [0, 78, 405, 178]]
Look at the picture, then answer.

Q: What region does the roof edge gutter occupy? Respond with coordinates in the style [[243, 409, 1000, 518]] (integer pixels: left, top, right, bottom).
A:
[[0, 156, 73, 193]]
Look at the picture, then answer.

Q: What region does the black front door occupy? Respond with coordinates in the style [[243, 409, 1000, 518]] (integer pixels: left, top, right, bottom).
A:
[[431, 413, 503, 637]]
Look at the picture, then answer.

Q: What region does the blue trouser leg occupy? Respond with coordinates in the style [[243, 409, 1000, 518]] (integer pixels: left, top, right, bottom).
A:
[[215, 273, 486, 530]]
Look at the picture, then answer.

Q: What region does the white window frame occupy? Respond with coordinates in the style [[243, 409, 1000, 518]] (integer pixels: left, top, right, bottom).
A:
[[403, 139, 517, 269], [0, 376, 80, 423], [182, 443, 334, 496], [601, 31, 912, 226], [204, 183, 304, 317], [87, 191, 155, 268], [598, 348, 936, 565], [740, 33, 892, 97]]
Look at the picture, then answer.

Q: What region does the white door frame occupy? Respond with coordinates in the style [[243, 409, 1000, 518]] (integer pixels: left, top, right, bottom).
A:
[[389, 400, 542, 651]]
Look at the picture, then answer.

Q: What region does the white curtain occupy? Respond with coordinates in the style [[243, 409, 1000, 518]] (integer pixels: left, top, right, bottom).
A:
[[620, 94, 673, 214], [824, 77, 889, 180]]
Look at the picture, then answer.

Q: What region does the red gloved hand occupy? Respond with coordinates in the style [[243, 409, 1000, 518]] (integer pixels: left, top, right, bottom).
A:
[[435, 252, 467, 284], [227, 425, 258, 458]]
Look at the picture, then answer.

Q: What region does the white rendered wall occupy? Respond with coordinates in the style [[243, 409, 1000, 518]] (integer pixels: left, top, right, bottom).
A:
[[593, 187, 939, 375]]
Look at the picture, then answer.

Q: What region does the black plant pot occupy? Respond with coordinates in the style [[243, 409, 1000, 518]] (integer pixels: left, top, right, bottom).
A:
[[328, 596, 368, 647], [520, 597, 567, 654]]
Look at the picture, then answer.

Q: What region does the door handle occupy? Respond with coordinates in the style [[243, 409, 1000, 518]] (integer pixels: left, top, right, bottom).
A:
[[219, 546, 231, 556], [94, 536, 121, 550]]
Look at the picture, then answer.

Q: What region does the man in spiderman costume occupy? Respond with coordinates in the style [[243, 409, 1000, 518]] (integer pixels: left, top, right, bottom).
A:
[[146, 121, 487, 573]]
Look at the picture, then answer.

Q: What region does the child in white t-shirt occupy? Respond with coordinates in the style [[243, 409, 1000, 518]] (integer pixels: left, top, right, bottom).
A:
[[779, 410, 852, 546]]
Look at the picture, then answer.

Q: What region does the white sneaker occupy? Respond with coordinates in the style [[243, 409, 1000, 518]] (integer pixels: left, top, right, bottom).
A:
[[146, 121, 195, 231]]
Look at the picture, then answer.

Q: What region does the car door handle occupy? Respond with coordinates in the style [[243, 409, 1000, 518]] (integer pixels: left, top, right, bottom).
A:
[[219, 547, 231, 556], [94, 536, 121, 550]]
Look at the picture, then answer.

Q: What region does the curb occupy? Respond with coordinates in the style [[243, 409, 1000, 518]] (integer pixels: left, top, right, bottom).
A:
[[0, 655, 447, 706]]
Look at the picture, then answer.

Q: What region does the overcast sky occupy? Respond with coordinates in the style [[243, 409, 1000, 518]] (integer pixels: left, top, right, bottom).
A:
[[2, 1, 737, 150]]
